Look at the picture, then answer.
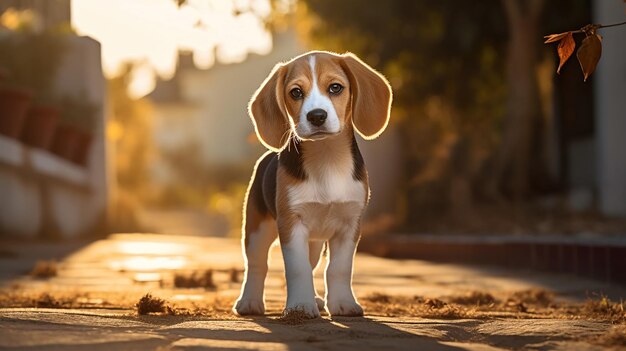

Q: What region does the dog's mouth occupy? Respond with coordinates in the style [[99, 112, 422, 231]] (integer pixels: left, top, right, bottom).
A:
[[294, 123, 341, 141], [310, 131, 336, 137], [301, 130, 339, 141]]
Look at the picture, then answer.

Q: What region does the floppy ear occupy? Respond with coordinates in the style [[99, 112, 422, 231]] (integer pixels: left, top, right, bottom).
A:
[[341, 53, 392, 140], [248, 63, 290, 151]]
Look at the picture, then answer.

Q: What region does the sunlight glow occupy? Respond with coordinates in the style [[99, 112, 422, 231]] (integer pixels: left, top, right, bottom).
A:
[[71, 0, 273, 98], [110, 256, 188, 271], [171, 294, 205, 301], [116, 240, 189, 255], [133, 272, 163, 282]]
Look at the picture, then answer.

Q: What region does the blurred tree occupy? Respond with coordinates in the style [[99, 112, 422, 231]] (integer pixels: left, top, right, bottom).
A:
[[490, 0, 544, 201], [107, 64, 154, 229], [108, 64, 154, 193]]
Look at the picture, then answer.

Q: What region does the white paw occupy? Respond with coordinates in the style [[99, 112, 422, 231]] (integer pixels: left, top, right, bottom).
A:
[[326, 299, 364, 317], [315, 296, 325, 311], [284, 301, 321, 318], [233, 298, 265, 316]]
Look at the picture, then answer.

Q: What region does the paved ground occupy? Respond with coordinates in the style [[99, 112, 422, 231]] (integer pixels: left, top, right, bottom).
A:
[[0, 233, 625, 350]]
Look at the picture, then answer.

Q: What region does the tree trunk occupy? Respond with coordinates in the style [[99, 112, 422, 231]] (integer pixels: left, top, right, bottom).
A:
[[492, 0, 544, 201]]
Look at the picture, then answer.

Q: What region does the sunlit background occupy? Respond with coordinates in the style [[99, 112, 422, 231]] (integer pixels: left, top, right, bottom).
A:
[[1, 0, 625, 242], [1, 3, 626, 341], [72, 0, 274, 98]]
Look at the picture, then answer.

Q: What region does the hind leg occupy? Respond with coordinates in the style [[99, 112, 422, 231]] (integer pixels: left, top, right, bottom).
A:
[[233, 218, 277, 315], [309, 241, 325, 311]]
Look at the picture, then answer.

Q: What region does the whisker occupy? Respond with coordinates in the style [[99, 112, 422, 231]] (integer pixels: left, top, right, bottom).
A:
[[293, 136, 301, 154], [281, 128, 293, 152]]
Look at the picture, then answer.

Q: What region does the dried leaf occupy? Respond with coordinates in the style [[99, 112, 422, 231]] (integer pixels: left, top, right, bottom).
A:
[[544, 32, 571, 44], [556, 32, 575, 74], [577, 34, 602, 81]]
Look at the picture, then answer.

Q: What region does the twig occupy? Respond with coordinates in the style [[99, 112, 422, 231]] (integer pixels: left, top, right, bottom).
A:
[[598, 20, 626, 29], [570, 21, 626, 34]]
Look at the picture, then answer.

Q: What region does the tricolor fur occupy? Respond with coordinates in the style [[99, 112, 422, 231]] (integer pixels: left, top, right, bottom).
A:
[[234, 51, 392, 318]]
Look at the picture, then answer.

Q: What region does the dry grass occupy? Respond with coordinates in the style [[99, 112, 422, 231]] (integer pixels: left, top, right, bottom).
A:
[[497, 289, 556, 313], [579, 296, 625, 324], [593, 325, 626, 347], [362, 289, 626, 324], [510, 289, 554, 307], [449, 291, 496, 306], [0, 291, 114, 309], [153, 296, 235, 318], [173, 270, 216, 289], [365, 292, 392, 304], [136, 293, 174, 315], [279, 308, 315, 325], [2, 285, 623, 326], [362, 293, 468, 319], [34, 293, 64, 308], [177, 296, 235, 317], [29, 260, 58, 278], [133, 293, 233, 316], [0, 288, 235, 318]]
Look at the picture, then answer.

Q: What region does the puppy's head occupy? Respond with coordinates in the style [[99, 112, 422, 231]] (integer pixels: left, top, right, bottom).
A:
[[249, 51, 392, 151]]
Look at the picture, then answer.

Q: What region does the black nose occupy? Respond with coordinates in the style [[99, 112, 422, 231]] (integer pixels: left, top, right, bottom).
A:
[[306, 109, 327, 127]]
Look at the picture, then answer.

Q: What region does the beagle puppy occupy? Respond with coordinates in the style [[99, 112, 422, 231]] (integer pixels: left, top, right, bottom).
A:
[[233, 51, 392, 318]]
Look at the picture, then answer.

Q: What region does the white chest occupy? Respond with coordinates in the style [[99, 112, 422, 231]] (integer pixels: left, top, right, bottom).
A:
[[287, 167, 367, 240], [287, 166, 366, 205]]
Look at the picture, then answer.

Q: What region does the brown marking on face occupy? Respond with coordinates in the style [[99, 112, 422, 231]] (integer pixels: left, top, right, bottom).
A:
[[282, 53, 352, 137], [283, 58, 312, 123], [311, 53, 352, 129], [248, 64, 289, 151], [339, 53, 392, 139]]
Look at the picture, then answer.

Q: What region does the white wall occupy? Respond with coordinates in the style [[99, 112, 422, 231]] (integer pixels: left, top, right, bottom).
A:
[[0, 35, 107, 238], [593, 0, 626, 217]]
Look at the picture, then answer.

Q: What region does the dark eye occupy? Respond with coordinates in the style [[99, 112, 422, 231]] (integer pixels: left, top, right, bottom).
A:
[[290, 88, 303, 99], [329, 83, 343, 95]]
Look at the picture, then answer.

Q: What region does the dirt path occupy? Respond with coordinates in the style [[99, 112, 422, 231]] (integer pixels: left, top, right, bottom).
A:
[[0, 234, 624, 350]]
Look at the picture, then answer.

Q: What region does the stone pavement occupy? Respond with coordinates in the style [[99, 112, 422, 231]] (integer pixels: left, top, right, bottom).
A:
[[0, 233, 625, 350]]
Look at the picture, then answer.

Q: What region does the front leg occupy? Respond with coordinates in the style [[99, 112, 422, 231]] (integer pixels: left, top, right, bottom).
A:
[[280, 221, 320, 318], [309, 241, 326, 311], [325, 224, 363, 317]]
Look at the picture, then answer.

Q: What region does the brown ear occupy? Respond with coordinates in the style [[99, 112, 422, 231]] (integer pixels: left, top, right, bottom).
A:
[[248, 63, 290, 151], [341, 53, 392, 140]]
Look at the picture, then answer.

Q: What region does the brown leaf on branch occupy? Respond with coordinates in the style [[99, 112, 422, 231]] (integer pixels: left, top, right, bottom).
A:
[[543, 32, 571, 43], [556, 32, 575, 74], [576, 34, 602, 81]]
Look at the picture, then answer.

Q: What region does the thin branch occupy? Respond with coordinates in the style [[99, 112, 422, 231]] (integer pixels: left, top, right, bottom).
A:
[[563, 21, 626, 34], [598, 20, 626, 29]]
